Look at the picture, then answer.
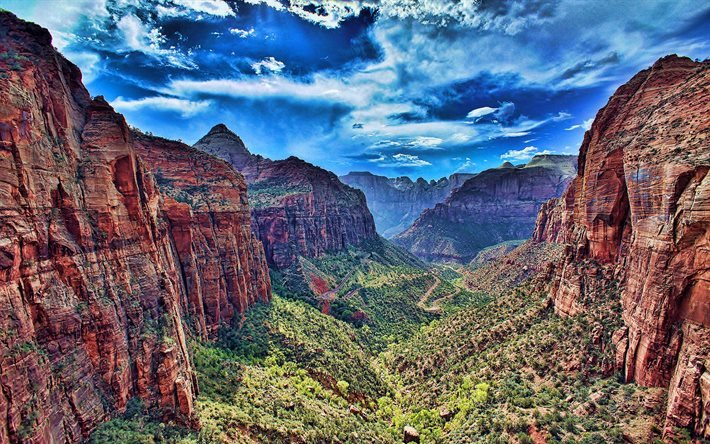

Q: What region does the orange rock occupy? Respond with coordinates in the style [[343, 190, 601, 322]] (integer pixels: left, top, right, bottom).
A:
[[194, 124, 378, 268], [0, 11, 270, 442], [534, 55, 709, 439]]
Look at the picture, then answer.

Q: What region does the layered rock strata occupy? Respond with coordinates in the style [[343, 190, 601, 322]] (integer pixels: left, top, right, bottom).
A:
[[534, 55, 709, 439], [194, 124, 378, 269], [394, 155, 577, 262], [340, 171, 476, 238], [0, 12, 270, 442]]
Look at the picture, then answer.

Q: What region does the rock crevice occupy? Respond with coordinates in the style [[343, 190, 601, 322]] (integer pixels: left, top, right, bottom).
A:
[[534, 55, 709, 439], [0, 11, 270, 442]]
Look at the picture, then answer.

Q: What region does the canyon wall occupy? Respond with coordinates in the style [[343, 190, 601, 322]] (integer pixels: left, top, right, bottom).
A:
[[194, 124, 378, 269], [395, 155, 577, 262], [340, 171, 476, 238], [0, 12, 270, 443], [534, 55, 709, 439]]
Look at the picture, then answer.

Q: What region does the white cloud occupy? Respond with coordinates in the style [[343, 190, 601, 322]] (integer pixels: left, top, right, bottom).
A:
[[466, 106, 498, 119], [247, 0, 547, 33], [229, 27, 255, 38], [251, 57, 286, 75], [376, 153, 432, 167], [165, 75, 378, 107], [565, 118, 594, 131], [500, 146, 552, 161], [111, 96, 212, 117], [501, 131, 530, 138], [450, 133, 471, 144], [116, 14, 197, 69], [412, 136, 443, 148], [172, 0, 235, 17], [552, 112, 572, 121], [455, 158, 476, 172]]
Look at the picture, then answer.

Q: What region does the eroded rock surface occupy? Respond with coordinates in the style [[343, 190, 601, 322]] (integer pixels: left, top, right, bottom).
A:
[[194, 124, 378, 268], [340, 171, 476, 238], [0, 12, 270, 442], [394, 155, 577, 262], [534, 55, 709, 439]]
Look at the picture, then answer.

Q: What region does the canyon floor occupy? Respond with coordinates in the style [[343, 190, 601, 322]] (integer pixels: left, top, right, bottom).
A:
[[90, 239, 670, 444]]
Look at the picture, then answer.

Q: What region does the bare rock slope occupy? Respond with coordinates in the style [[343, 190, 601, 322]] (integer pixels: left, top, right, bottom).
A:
[[534, 55, 709, 439], [0, 12, 270, 442], [395, 154, 577, 262], [194, 124, 378, 269]]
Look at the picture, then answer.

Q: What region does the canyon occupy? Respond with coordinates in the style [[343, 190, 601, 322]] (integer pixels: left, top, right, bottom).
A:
[[194, 124, 378, 269], [0, 7, 708, 444], [0, 12, 269, 442], [533, 55, 709, 439], [340, 171, 475, 238], [394, 154, 577, 262]]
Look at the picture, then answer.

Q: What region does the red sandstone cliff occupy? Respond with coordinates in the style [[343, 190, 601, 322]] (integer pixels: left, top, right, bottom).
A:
[[0, 12, 269, 443], [534, 55, 709, 439], [194, 124, 378, 269], [395, 154, 577, 262]]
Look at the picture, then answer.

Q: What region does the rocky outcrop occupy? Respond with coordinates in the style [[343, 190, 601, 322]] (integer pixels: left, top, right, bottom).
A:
[[394, 155, 577, 262], [340, 171, 476, 238], [533, 55, 709, 439], [194, 125, 378, 269], [132, 132, 271, 338], [0, 11, 269, 443]]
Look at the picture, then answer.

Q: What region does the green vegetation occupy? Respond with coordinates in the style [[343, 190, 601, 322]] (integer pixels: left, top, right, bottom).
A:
[[91, 241, 667, 443], [248, 178, 312, 208], [90, 398, 195, 444], [270, 238, 438, 348], [216, 296, 385, 397]]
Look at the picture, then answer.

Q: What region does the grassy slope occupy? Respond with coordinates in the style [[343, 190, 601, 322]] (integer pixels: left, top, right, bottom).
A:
[[380, 242, 666, 443], [91, 241, 671, 444]]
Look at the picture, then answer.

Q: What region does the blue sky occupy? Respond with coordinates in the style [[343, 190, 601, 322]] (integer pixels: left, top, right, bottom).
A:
[[4, 0, 708, 179]]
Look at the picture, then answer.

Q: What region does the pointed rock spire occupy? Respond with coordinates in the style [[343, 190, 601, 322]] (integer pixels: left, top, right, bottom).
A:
[[193, 123, 252, 168]]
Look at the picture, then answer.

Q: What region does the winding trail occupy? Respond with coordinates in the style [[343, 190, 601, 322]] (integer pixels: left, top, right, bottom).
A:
[[417, 275, 442, 311], [417, 275, 464, 313]]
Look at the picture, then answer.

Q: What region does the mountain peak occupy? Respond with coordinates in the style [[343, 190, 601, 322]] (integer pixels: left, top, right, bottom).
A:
[[498, 161, 515, 169], [206, 123, 235, 136], [194, 124, 251, 167]]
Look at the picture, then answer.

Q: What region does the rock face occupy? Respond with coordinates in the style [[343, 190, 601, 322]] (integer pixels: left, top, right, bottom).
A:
[[0, 11, 270, 443], [340, 171, 476, 238], [132, 132, 272, 338], [194, 125, 378, 269], [533, 55, 709, 439], [394, 155, 577, 262]]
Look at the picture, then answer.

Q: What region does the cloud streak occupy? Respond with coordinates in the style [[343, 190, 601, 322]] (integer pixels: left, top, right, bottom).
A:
[[500, 146, 552, 161], [111, 96, 212, 117]]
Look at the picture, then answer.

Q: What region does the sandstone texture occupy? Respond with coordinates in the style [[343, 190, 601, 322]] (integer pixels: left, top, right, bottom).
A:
[[0, 12, 269, 443], [394, 155, 577, 262], [534, 55, 709, 439], [194, 124, 378, 268], [340, 171, 476, 238]]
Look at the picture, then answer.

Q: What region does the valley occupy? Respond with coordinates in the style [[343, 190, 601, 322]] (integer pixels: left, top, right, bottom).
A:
[[0, 6, 707, 444]]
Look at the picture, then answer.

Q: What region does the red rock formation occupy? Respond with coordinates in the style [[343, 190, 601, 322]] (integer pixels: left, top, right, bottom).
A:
[[340, 171, 477, 238], [133, 132, 271, 338], [0, 11, 270, 443], [534, 55, 709, 439], [395, 155, 577, 262], [194, 125, 378, 268]]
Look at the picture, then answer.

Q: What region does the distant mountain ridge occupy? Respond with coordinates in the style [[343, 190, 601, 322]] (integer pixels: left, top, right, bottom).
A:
[[393, 154, 578, 262], [340, 171, 476, 237], [194, 124, 378, 268]]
